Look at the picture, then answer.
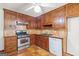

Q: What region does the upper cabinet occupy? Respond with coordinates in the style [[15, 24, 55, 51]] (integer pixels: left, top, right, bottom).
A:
[[37, 12, 52, 29], [36, 5, 66, 30], [51, 6, 66, 30], [4, 9, 17, 30], [43, 12, 52, 25], [22, 14, 33, 29], [35, 17, 42, 29], [66, 3, 79, 17], [29, 19, 36, 29], [4, 9, 36, 36], [17, 13, 23, 21]]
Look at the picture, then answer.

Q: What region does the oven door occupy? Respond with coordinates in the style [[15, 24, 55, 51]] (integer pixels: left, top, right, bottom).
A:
[[18, 37, 30, 47]]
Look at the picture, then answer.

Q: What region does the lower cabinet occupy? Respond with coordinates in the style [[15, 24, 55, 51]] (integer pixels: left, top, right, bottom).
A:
[[35, 35, 49, 51], [4, 36, 17, 56], [30, 34, 35, 45], [43, 37, 49, 51]]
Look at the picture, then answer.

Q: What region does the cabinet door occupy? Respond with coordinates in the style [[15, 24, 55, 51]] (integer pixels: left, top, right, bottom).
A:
[[36, 16, 44, 29], [66, 3, 79, 17], [52, 6, 66, 29], [5, 36, 17, 53], [35, 35, 41, 47], [4, 10, 17, 30], [29, 18, 36, 29], [44, 12, 52, 25], [40, 15, 45, 29], [36, 19, 41, 29], [22, 14, 29, 29], [35, 35, 49, 51], [5, 37, 17, 47], [53, 16, 65, 29], [45, 38, 49, 51], [39, 36, 43, 48], [42, 37, 49, 51], [30, 35, 35, 45], [36, 35, 40, 46], [17, 13, 23, 21], [35, 36, 38, 45]]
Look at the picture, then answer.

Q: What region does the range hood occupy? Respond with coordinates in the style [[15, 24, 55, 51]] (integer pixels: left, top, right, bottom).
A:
[[16, 21, 29, 25]]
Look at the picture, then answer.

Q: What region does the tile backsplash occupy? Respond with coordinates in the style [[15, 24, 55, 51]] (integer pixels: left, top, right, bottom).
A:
[[4, 28, 65, 38]]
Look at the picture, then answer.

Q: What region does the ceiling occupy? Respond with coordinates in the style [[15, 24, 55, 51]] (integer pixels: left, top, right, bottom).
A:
[[0, 3, 67, 17]]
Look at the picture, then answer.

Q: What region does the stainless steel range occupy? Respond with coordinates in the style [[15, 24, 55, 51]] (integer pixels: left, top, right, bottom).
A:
[[16, 30, 30, 53]]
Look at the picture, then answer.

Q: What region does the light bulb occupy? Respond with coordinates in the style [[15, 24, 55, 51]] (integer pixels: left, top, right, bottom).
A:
[[34, 5, 42, 13]]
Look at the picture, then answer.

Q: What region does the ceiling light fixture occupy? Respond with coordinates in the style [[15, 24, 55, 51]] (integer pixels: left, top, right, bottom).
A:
[[39, 3, 51, 7], [34, 5, 42, 13]]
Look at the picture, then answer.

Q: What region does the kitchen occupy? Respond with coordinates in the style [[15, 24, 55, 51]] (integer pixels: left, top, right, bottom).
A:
[[0, 3, 79, 56]]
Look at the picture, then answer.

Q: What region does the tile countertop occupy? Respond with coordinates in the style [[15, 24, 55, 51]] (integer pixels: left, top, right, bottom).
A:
[[36, 32, 64, 39], [35, 30, 65, 38], [35, 34, 62, 40]]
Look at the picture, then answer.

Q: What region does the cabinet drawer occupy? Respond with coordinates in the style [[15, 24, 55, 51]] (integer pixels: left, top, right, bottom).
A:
[[5, 41, 17, 47], [5, 37, 17, 47], [5, 46, 17, 53], [5, 37, 17, 42]]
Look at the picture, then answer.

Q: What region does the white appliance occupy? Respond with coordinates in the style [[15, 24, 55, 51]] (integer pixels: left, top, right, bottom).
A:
[[67, 17, 79, 56], [49, 37, 62, 56]]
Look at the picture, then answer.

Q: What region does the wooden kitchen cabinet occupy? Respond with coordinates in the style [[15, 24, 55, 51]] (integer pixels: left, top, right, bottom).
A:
[[17, 14, 36, 29], [35, 35, 40, 46], [4, 9, 17, 30], [36, 5, 66, 30], [4, 9, 17, 55], [29, 20, 36, 29], [17, 13, 23, 21], [22, 14, 29, 22], [51, 6, 66, 30], [22, 14, 31, 29], [30, 34, 35, 45], [4, 36, 17, 55], [35, 18, 41, 29], [36, 16, 44, 29], [27, 17, 36, 29], [40, 36, 49, 51], [35, 35, 49, 51], [43, 12, 52, 25], [36, 13, 52, 29], [66, 3, 79, 17], [43, 36, 49, 51]]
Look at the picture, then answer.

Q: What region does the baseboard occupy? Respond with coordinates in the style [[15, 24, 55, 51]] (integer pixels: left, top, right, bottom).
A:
[[64, 52, 74, 56]]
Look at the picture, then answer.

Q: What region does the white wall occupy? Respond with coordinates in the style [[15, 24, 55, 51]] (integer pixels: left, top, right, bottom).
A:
[[67, 17, 79, 55], [0, 9, 4, 50]]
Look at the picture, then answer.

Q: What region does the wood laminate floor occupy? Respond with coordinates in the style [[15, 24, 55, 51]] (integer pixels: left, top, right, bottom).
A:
[[5, 45, 71, 56], [17, 45, 54, 56]]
